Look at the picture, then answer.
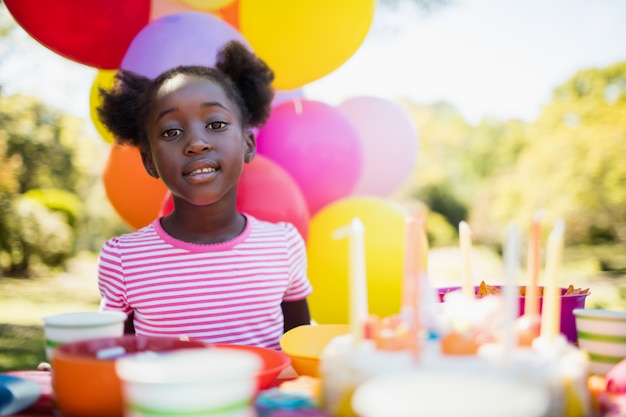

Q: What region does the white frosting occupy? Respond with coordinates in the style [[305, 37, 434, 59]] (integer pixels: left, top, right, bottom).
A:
[[320, 333, 590, 417]]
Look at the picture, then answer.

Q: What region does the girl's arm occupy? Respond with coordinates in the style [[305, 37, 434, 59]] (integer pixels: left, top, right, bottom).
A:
[[281, 299, 311, 333]]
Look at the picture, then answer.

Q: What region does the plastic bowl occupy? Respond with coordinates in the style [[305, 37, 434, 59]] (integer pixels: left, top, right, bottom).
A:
[[51, 335, 209, 417], [279, 324, 350, 377], [574, 308, 626, 376], [212, 344, 291, 391], [438, 285, 589, 344], [116, 348, 261, 417]]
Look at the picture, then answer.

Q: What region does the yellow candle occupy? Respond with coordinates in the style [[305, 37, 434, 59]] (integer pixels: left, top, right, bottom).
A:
[[524, 211, 543, 318], [540, 219, 565, 343], [459, 221, 474, 298]]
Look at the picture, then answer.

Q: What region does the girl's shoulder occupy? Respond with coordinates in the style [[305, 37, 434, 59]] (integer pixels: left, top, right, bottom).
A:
[[103, 222, 159, 248]]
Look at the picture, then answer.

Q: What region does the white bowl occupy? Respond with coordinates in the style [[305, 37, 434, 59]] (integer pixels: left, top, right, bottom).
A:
[[574, 308, 626, 376], [116, 348, 262, 417], [43, 311, 126, 360]]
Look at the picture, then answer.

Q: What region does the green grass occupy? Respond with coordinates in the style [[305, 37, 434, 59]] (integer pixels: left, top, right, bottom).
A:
[[0, 253, 100, 371]]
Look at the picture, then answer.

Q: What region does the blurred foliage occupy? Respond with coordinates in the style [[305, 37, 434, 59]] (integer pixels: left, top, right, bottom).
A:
[[0, 94, 130, 276], [398, 60, 626, 257]]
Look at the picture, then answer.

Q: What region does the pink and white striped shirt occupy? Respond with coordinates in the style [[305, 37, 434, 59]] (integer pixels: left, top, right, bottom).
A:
[[97, 214, 312, 350]]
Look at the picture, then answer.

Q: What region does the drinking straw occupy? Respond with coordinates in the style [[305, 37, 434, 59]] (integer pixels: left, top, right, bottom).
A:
[[502, 223, 521, 364], [334, 218, 368, 345], [524, 210, 544, 318], [540, 219, 565, 343], [459, 221, 474, 298]]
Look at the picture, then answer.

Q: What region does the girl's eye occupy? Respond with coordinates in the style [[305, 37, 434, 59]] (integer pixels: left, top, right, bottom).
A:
[[207, 121, 227, 130], [162, 128, 182, 138]]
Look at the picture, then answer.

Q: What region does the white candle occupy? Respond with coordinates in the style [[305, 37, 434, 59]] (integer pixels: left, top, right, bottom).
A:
[[459, 221, 474, 298], [540, 219, 565, 343], [502, 223, 521, 363], [348, 217, 368, 344]]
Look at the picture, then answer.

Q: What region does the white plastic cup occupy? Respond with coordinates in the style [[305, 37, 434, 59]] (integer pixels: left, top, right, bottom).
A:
[[42, 311, 126, 361], [116, 348, 261, 417]]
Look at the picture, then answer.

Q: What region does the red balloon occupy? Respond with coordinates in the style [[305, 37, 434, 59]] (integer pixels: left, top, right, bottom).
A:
[[4, 0, 150, 69], [103, 144, 168, 230], [159, 155, 310, 240]]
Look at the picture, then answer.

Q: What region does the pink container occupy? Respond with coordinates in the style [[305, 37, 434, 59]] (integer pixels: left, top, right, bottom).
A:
[[438, 286, 589, 344]]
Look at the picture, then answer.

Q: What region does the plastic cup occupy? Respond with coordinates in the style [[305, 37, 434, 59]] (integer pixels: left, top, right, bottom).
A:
[[42, 311, 126, 361], [116, 348, 262, 417]]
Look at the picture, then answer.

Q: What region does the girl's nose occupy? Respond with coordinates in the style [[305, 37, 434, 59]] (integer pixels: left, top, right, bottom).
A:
[[184, 130, 213, 155]]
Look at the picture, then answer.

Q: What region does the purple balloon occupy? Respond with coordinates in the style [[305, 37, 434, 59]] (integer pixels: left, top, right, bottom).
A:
[[256, 99, 363, 215], [121, 11, 249, 79]]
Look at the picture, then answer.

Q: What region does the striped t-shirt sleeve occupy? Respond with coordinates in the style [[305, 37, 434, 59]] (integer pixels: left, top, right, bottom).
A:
[[283, 222, 313, 302]]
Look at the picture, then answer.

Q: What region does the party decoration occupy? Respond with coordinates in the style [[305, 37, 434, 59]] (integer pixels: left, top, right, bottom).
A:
[[256, 99, 363, 215], [103, 144, 168, 230], [89, 70, 117, 144], [338, 96, 419, 197], [272, 88, 306, 108], [159, 155, 311, 240], [240, 0, 375, 90], [179, 0, 235, 10], [150, 0, 195, 21], [218, 0, 240, 30], [121, 11, 248, 79], [306, 196, 408, 324], [4, 0, 150, 69]]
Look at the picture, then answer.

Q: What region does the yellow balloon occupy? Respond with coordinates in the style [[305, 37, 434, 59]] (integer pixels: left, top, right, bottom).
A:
[[179, 0, 235, 11], [306, 196, 408, 324], [89, 70, 117, 144], [240, 0, 375, 90]]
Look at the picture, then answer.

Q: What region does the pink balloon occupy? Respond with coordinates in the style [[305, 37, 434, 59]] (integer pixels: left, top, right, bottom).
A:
[[121, 11, 248, 78], [257, 99, 363, 215], [338, 96, 419, 197]]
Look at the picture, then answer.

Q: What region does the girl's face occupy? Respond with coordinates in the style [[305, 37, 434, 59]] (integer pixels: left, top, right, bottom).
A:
[[142, 74, 255, 208]]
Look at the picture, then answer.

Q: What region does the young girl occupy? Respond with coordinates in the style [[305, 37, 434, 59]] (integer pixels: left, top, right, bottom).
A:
[[96, 41, 312, 350]]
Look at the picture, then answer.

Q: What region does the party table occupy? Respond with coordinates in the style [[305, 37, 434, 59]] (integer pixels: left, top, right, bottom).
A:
[[3, 367, 300, 417]]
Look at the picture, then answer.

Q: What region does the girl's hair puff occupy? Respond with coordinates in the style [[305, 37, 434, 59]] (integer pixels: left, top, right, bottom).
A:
[[97, 41, 275, 150]]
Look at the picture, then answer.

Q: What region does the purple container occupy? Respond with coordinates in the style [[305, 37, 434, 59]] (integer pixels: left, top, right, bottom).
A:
[[438, 285, 589, 344]]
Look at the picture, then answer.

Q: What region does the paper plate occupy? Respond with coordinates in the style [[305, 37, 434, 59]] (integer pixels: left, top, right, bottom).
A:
[[0, 374, 41, 416]]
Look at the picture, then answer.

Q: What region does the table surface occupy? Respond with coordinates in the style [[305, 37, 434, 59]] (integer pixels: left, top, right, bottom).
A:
[[3, 366, 300, 417]]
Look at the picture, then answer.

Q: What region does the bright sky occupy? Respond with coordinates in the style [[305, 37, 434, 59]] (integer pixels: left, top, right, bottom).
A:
[[2, 0, 626, 125]]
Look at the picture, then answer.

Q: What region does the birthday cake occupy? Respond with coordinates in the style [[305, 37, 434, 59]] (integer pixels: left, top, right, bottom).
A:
[[317, 290, 591, 417]]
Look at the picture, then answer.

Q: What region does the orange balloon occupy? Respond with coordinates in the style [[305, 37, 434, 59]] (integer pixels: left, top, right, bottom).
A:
[[149, 0, 194, 21], [103, 144, 168, 229], [219, 0, 239, 30]]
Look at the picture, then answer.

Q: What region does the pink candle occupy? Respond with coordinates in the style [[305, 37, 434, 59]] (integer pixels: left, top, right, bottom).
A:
[[459, 221, 474, 298]]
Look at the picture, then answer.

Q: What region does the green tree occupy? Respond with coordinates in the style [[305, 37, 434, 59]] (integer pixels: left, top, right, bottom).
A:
[[474, 62, 626, 246]]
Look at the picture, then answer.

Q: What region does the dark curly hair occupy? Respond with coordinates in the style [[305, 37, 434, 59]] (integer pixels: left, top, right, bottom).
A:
[[97, 41, 275, 150]]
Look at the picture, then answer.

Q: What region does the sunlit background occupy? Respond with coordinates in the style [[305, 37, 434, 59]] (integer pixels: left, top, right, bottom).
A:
[[0, 0, 625, 369]]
